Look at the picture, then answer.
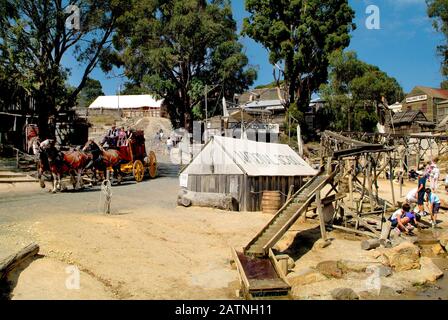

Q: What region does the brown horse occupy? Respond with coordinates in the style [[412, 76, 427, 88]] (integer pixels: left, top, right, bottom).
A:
[[82, 140, 126, 183], [40, 140, 91, 192]]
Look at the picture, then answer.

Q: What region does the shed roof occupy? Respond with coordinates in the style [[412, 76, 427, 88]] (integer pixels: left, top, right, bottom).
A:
[[181, 136, 317, 177], [89, 95, 164, 110], [392, 110, 429, 125]]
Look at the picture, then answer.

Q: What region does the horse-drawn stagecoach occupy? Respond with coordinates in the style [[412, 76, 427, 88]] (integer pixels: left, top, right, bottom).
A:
[[112, 130, 158, 182], [37, 129, 157, 192]]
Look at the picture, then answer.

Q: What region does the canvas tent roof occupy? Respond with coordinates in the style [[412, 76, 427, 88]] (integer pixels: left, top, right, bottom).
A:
[[89, 95, 164, 110], [182, 136, 317, 177]]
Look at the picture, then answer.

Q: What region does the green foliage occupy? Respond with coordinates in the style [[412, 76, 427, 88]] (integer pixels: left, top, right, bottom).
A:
[[441, 79, 448, 90], [319, 50, 404, 132], [78, 78, 104, 108], [428, 0, 448, 77], [243, 0, 355, 114], [111, 0, 257, 130], [0, 0, 132, 138], [254, 80, 284, 89]]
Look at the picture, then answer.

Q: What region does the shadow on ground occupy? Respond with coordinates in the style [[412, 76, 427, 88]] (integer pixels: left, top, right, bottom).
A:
[[0, 254, 44, 300]]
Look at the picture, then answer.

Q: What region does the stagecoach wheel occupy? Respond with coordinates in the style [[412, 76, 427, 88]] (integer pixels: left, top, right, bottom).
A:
[[148, 151, 157, 179], [133, 160, 145, 183]]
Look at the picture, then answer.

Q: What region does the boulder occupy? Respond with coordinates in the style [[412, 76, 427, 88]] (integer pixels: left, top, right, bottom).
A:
[[306, 211, 318, 219], [384, 242, 421, 272], [313, 239, 332, 250], [287, 269, 328, 287], [316, 261, 344, 279], [339, 260, 379, 273], [440, 233, 448, 250], [420, 257, 444, 282], [432, 244, 446, 256], [287, 258, 295, 271], [330, 288, 359, 300], [375, 253, 391, 267]]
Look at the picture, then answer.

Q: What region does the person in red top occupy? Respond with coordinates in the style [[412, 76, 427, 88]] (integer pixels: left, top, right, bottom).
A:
[[117, 127, 127, 147]]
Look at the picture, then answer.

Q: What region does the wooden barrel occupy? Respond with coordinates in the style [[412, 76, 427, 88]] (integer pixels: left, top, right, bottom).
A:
[[262, 191, 282, 214]]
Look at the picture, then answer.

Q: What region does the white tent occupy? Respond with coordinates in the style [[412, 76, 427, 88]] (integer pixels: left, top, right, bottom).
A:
[[182, 136, 317, 177], [89, 95, 164, 110]]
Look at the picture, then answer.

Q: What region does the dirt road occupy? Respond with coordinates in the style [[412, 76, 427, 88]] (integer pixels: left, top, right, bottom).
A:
[[0, 170, 271, 300]]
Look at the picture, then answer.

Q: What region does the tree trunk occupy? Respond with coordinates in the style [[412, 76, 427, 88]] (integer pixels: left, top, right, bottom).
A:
[[177, 190, 236, 211], [36, 94, 53, 140]]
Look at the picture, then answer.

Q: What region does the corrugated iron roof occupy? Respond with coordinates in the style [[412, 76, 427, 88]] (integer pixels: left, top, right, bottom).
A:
[[415, 86, 448, 100], [392, 110, 428, 124]]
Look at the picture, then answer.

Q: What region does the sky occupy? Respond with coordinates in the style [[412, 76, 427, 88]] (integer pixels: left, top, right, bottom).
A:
[[66, 0, 446, 97]]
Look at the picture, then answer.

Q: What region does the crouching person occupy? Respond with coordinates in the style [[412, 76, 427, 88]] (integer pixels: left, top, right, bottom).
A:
[[390, 203, 415, 235]]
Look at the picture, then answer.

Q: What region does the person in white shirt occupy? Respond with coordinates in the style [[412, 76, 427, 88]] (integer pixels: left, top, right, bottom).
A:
[[430, 165, 440, 191], [166, 137, 173, 154], [389, 203, 413, 235], [405, 188, 418, 211]]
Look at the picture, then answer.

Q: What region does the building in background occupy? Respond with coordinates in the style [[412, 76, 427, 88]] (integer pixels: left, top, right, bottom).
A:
[[387, 110, 435, 135], [402, 86, 448, 124], [88, 95, 167, 119]]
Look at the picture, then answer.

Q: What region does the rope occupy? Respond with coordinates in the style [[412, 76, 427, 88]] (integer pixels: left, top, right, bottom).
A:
[[99, 179, 112, 215]]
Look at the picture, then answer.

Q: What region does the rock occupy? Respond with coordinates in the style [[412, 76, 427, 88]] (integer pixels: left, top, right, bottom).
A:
[[440, 233, 448, 250], [432, 244, 446, 256], [313, 239, 332, 250], [316, 261, 344, 279], [330, 288, 359, 300], [385, 242, 421, 272], [366, 265, 393, 277], [420, 257, 444, 282], [377, 266, 393, 277], [376, 254, 391, 267], [306, 211, 318, 219], [287, 269, 328, 286], [287, 258, 295, 270], [339, 260, 378, 273]]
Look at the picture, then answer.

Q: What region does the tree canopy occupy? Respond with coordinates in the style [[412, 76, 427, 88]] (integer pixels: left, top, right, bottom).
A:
[[319, 50, 404, 133], [427, 0, 448, 79], [0, 0, 131, 138], [242, 0, 355, 115], [77, 78, 104, 108], [110, 0, 257, 130]]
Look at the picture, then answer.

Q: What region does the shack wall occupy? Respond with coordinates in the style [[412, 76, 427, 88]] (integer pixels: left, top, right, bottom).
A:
[[187, 174, 306, 212]]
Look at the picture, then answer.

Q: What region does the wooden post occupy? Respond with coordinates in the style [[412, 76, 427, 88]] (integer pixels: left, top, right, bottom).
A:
[[287, 185, 294, 201], [366, 157, 375, 210], [16, 149, 19, 168], [348, 160, 354, 209], [319, 137, 324, 167], [317, 190, 327, 241], [389, 155, 396, 207]]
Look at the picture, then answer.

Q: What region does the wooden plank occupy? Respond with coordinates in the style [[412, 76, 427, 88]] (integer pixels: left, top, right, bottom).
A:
[[268, 249, 291, 286], [330, 225, 377, 238], [0, 243, 39, 280], [231, 247, 250, 290], [317, 190, 327, 241]]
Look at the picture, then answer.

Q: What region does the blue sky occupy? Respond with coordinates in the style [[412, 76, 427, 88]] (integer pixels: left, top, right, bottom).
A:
[[67, 0, 445, 96]]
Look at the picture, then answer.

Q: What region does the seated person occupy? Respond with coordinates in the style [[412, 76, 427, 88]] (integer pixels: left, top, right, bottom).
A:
[[390, 203, 414, 235]]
